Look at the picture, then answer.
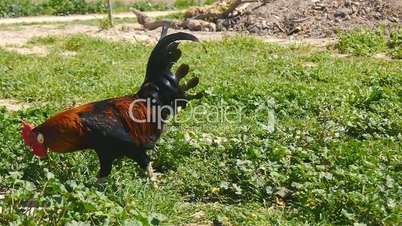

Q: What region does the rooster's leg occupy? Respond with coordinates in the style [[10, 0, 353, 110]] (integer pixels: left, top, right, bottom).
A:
[[146, 162, 156, 180], [95, 149, 115, 183], [126, 150, 158, 184], [126, 150, 149, 172], [146, 161, 159, 187]]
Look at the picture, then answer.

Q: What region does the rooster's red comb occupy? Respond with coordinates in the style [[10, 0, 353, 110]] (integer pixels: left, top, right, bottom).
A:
[[21, 120, 34, 146]]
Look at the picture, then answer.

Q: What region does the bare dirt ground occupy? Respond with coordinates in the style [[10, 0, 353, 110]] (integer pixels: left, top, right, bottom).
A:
[[0, 23, 237, 48], [0, 18, 335, 51], [0, 22, 336, 56], [0, 99, 32, 111], [0, 10, 237, 48], [0, 10, 247, 55], [217, 0, 402, 37]]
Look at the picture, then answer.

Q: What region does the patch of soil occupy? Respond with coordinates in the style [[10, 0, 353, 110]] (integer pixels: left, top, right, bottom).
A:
[[0, 99, 32, 111], [5, 46, 48, 56], [217, 0, 402, 38], [0, 24, 96, 47], [0, 23, 238, 48], [372, 52, 394, 60]]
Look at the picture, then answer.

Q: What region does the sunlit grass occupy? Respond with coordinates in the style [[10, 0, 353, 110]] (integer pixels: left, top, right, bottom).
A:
[[0, 34, 401, 225]]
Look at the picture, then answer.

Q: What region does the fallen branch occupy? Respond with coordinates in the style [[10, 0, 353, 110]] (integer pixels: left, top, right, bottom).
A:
[[132, 9, 216, 31], [274, 21, 286, 33], [132, 0, 261, 32], [194, 0, 245, 21], [132, 9, 181, 30]]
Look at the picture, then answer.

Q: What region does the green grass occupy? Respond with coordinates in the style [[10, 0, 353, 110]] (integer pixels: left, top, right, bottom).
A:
[[336, 27, 402, 58], [174, 0, 215, 9], [0, 34, 401, 225], [116, 0, 217, 12], [0, 0, 106, 17], [0, 0, 215, 18], [155, 11, 185, 21], [126, 1, 173, 12], [388, 29, 402, 59]]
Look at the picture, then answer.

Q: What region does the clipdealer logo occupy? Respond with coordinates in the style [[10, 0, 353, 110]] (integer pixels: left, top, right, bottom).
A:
[[128, 98, 276, 132]]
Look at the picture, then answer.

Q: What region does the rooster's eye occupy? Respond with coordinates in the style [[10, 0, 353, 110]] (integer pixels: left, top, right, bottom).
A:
[[37, 133, 44, 144]]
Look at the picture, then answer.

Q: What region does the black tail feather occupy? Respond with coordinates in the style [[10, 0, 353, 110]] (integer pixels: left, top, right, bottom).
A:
[[144, 32, 198, 83]]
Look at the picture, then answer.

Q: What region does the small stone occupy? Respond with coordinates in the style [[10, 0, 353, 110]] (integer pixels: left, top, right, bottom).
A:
[[388, 16, 398, 22], [313, 4, 326, 10], [351, 5, 357, 13], [351, 1, 360, 6], [248, 25, 260, 33], [334, 8, 351, 18], [288, 26, 301, 35], [374, 12, 383, 20], [261, 20, 268, 29], [192, 211, 206, 220], [216, 19, 226, 30]]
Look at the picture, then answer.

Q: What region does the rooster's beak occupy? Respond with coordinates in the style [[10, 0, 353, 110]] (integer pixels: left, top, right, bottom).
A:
[[21, 120, 48, 159]]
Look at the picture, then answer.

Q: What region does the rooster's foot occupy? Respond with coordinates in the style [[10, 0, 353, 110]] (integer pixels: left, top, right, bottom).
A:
[[146, 162, 159, 188], [96, 177, 107, 184]]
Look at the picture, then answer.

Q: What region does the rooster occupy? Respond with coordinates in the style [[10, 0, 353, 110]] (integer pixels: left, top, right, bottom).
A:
[[21, 31, 202, 183]]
